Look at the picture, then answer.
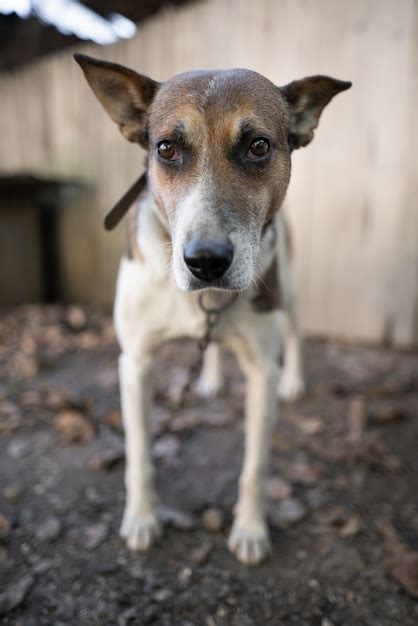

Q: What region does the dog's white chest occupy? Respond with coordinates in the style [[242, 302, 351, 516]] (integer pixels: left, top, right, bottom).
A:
[[114, 257, 207, 351]]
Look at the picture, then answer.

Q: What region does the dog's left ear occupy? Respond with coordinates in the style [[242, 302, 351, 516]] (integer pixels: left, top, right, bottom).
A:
[[279, 75, 352, 149], [74, 53, 161, 146]]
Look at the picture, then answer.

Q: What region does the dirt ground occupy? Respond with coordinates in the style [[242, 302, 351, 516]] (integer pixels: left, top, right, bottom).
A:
[[0, 306, 417, 626]]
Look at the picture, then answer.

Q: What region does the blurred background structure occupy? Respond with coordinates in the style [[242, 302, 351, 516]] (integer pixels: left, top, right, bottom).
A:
[[0, 0, 417, 348]]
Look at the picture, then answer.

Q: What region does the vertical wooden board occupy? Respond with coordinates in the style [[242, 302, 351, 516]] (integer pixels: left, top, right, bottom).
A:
[[0, 0, 416, 346]]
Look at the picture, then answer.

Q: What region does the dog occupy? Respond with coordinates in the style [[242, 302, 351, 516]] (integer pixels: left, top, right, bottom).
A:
[[75, 54, 351, 564]]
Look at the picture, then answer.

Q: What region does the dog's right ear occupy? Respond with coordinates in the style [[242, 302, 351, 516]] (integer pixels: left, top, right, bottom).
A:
[[74, 54, 161, 146]]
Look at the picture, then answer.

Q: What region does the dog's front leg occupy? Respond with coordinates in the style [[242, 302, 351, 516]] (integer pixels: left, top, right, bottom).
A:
[[228, 343, 279, 565], [119, 352, 161, 551]]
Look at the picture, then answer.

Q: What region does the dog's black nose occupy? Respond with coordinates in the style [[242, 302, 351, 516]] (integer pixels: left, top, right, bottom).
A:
[[183, 238, 234, 282]]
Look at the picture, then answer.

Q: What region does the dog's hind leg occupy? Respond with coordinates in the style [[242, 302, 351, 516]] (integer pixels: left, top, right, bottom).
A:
[[119, 351, 161, 551], [276, 214, 305, 401], [227, 321, 281, 564], [195, 342, 223, 398]]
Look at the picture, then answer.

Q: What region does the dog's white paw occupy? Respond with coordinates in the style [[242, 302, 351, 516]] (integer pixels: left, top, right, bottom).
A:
[[120, 509, 161, 551], [228, 519, 271, 565], [278, 369, 305, 402]]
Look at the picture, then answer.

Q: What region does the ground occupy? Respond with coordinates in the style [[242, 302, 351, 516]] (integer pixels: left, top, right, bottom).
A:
[[0, 306, 417, 626]]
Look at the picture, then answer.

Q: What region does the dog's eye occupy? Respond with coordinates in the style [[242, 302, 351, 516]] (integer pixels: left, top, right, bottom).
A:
[[247, 138, 270, 159], [157, 141, 179, 161]]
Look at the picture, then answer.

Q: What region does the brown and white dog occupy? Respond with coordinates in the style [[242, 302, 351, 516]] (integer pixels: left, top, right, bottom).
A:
[[75, 54, 351, 565]]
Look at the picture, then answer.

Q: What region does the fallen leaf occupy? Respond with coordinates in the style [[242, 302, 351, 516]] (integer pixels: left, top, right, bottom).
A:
[[266, 476, 292, 500], [296, 417, 323, 436], [0, 514, 11, 541], [347, 395, 367, 444], [13, 353, 39, 379], [340, 514, 361, 537], [285, 460, 321, 486], [0, 413, 21, 435], [316, 505, 347, 530], [378, 519, 418, 598], [190, 541, 213, 565], [88, 448, 124, 471], [369, 403, 406, 424], [105, 410, 122, 430], [53, 410, 95, 444]]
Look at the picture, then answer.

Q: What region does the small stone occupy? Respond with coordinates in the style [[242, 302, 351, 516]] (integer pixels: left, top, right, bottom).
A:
[[65, 306, 87, 332], [35, 517, 61, 542], [7, 439, 30, 459], [178, 567, 192, 584], [321, 619, 334, 626], [270, 498, 308, 529], [83, 522, 108, 550], [0, 574, 34, 614], [158, 505, 196, 530], [153, 588, 173, 603], [202, 508, 224, 532], [152, 434, 180, 461], [32, 558, 52, 574], [118, 606, 138, 626]]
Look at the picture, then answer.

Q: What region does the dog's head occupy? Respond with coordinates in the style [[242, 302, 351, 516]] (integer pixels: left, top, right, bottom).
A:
[[75, 55, 351, 292]]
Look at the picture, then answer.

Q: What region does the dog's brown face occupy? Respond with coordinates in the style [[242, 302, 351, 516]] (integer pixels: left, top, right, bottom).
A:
[[75, 55, 351, 292]]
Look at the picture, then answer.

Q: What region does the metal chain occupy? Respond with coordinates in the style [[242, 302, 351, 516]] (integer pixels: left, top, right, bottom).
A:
[[197, 291, 239, 353], [179, 291, 239, 400]]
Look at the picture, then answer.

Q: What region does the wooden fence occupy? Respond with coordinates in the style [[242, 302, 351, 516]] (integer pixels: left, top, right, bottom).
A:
[[0, 0, 417, 347]]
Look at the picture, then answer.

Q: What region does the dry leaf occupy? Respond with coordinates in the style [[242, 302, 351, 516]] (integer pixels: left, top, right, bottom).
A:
[[88, 448, 124, 471], [297, 417, 323, 436], [0, 514, 11, 541], [370, 403, 405, 424], [266, 476, 292, 500], [190, 541, 213, 565], [286, 460, 321, 485], [378, 519, 418, 598], [347, 395, 367, 444], [53, 410, 95, 444], [105, 410, 122, 430], [340, 514, 361, 537]]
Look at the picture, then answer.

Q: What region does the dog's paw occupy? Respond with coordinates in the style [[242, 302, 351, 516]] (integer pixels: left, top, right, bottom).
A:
[[228, 519, 271, 565], [278, 370, 305, 402], [120, 509, 161, 551]]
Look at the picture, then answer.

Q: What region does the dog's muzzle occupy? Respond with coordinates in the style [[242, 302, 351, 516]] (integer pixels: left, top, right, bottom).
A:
[[183, 237, 233, 282]]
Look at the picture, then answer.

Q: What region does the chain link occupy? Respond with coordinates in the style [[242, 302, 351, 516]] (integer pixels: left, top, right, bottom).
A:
[[179, 291, 239, 399], [197, 291, 238, 353]]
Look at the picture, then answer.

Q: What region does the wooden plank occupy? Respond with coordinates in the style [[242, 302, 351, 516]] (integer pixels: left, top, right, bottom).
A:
[[0, 0, 416, 346]]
